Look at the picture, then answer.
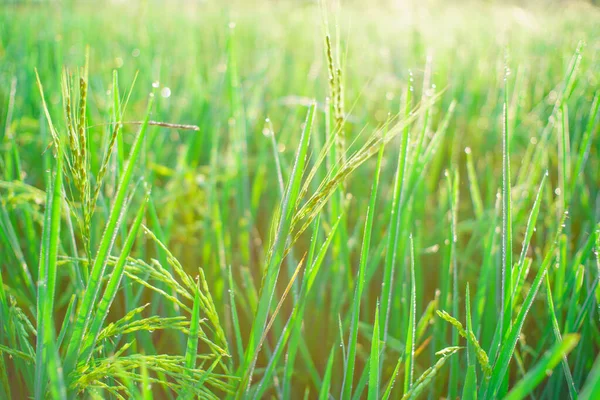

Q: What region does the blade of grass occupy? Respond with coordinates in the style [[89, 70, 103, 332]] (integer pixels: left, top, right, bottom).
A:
[[79, 193, 149, 364], [481, 212, 567, 399], [248, 255, 305, 396], [512, 173, 547, 305], [462, 366, 478, 400], [238, 103, 315, 397], [381, 84, 411, 341], [404, 235, 416, 393], [63, 93, 154, 378], [263, 216, 340, 399], [56, 295, 76, 350], [368, 305, 380, 400], [463, 284, 478, 400], [341, 139, 384, 400], [181, 278, 202, 399], [545, 275, 578, 400], [318, 347, 336, 400], [351, 355, 371, 400], [504, 334, 579, 400], [500, 62, 513, 348], [580, 355, 600, 400], [448, 169, 460, 400], [34, 154, 66, 400], [228, 266, 244, 363], [465, 147, 484, 219], [557, 103, 570, 212], [569, 92, 599, 199], [381, 353, 404, 400]]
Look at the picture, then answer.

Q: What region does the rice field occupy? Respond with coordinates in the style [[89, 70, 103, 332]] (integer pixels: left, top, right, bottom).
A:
[[0, 0, 599, 399]]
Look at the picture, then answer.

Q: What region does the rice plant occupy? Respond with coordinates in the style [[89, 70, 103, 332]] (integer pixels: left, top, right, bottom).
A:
[[0, 0, 599, 399]]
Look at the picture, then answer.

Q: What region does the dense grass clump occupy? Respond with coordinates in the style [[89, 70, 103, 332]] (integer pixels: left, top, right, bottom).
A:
[[0, 1, 599, 399]]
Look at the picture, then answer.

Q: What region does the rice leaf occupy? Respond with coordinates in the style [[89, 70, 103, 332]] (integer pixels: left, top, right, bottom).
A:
[[238, 102, 315, 397], [342, 138, 384, 400], [404, 235, 417, 393], [504, 334, 579, 400], [481, 213, 568, 398], [318, 347, 336, 400], [367, 305, 380, 400], [63, 93, 154, 378]]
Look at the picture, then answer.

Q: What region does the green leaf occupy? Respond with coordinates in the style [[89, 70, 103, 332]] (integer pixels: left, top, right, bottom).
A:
[[318, 347, 336, 400], [404, 235, 416, 393], [63, 93, 154, 378], [238, 102, 316, 397], [342, 138, 384, 400], [481, 213, 567, 399], [34, 154, 66, 400], [380, 84, 411, 341], [580, 355, 600, 400], [512, 173, 547, 305], [381, 353, 404, 400], [368, 305, 380, 400], [228, 265, 244, 363], [500, 62, 513, 347], [463, 285, 478, 400], [462, 365, 478, 400], [79, 193, 149, 364], [504, 334, 579, 400], [545, 275, 578, 400], [257, 216, 340, 399]]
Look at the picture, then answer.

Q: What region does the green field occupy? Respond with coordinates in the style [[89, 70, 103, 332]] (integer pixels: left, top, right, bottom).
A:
[[0, 1, 599, 398]]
